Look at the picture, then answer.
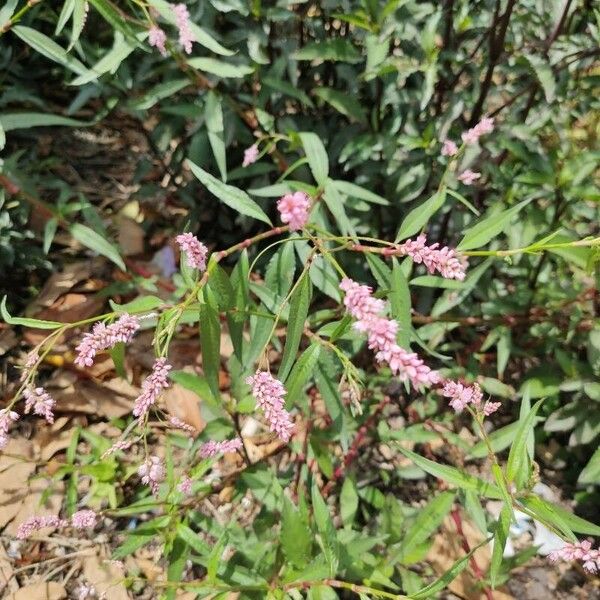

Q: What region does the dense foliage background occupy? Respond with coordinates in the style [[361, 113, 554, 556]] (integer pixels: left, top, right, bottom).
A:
[[0, 0, 599, 598]]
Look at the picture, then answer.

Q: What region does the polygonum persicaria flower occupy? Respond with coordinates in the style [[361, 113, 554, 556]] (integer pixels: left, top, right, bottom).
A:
[[23, 386, 55, 424], [149, 25, 167, 56], [71, 509, 97, 529], [483, 401, 501, 416], [441, 139, 458, 157], [549, 541, 600, 573], [172, 3, 195, 54], [133, 357, 172, 420], [177, 475, 193, 495], [16, 515, 68, 539], [245, 371, 294, 442], [176, 232, 208, 271], [101, 439, 133, 459], [441, 380, 483, 412], [457, 169, 481, 185], [339, 279, 440, 390], [339, 278, 386, 320], [169, 416, 197, 435], [242, 143, 259, 167], [138, 456, 165, 496], [462, 116, 494, 144], [277, 191, 311, 231], [0, 408, 19, 450], [74, 313, 140, 367], [199, 437, 243, 458], [77, 583, 97, 600], [396, 234, 467, 281]]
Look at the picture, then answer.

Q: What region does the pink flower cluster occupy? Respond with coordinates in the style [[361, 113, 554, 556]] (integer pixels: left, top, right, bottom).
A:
[[246, 371, 294, 442], [441, 140, 458, 157], [549, 540, 600, 574], [173, 3, 195, 54], [101, 439, 133, 459], [177, 475, 193, 495], [396, 234, 467, 281], [169, 416, 197, 435], [149, 26, 167, 56], [0, 409, 18, 450], [461, 117, 495, 145], [138, 455, 165, 496], [17, 509, 97, 539], [176, 233, 208, 271], [458, 169, 481, 185], [277, 192, 310, 231], [243, 144, 259, 167], [339, 279, 440, 389], [199, 437, 243, 458], [23, 386, 55, 424], [74, 314, 140, 368], [133, 358, 172, 420], [441, 380, 500, 415]]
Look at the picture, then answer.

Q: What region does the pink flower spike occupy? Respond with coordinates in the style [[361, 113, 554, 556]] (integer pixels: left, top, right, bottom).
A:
[[138, 456, 165, 496], [148, 26, 167, 56], [23, 386, 55, 424], [277, 191, 311, 231], [441, 139, 458, 157], [461, 116, 495, 145], [176, 233, 208, 271], [339, 278, 386, 320], [172, 3, 195, 54], [74, 314, 140, 368], [441, 381, 483, 412], [199, 437, 243, 458], [483, 401, 501, 416], [243, 143, 259, 167], [246, 371, 294, 442], [169, 416, 197, 435], [16, 515, 68, 539], [0, 409, 19, 450], [71, 509, 97, 529], [457, 169, 481, 185], [133, 358, 172, 420], [177, 476, 193, 495]]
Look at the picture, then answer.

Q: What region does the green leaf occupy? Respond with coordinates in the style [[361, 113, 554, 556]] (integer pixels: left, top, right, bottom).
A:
[[109, 295, 163, 314], [69, 0, 88, 50], [206, 532, 227, 583], [199, 289, 221, 399], [365, 254, 392, 289], [323, 180, 355, 236], [311, 482, 339, 576], [285, 343, 321, 408], [520, 496, 600, 537], [262, 76, 314, 107], [0, 297, 63, 329], [281, 496, 312, 568], [12, 25, 87, 75], [0, 0, 19, 23], [340, 478, 359, 527], [390, 259, 411, 349], [177, 524, 211, 555], [332, 180, 389, 205], [468, 421, 522, 459], [188, 57, 254, 78], [299, 132, 329, 186], [43, 218, 58, 254], [209, 265, 235, 311], [0, 112, 95, 131], [109, 343, 126, 379], [398, 448, 503, 499], [457, 199, 531, 251], [205, 91, 227, 181], [522, 54, 556, 103], [70, 223, 126, 271], [396, 190, 446, 242], [187, 160, 271, 225], [169, 370, 218, 409], [278, 274, 311, 382], [129, 79, 189, 110], [505, 399, 544, 486], [409, 540, 480, 599], [490, 505, 511, 588], [55, 0, 75, 34], [578, 446, 600, 485], [293, 39, 361, 63], [314, 87, 367, 124], [400, 491, 455, 563], [227, 251, 249, 362]]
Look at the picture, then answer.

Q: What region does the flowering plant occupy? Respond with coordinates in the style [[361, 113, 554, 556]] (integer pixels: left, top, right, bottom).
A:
[[1, 0, 599, 597]]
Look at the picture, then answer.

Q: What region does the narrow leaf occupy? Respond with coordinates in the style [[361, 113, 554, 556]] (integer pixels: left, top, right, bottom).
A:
[[70, 223, 126, 271]]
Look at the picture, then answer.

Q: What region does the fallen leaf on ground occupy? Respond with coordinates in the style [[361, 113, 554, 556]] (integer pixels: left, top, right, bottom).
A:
[[9, 582, 66, 599], [83, 554, 129, 600], [0, 439, 36, 529], [164, 384, 205, 432], [0, 543, 16, 595]]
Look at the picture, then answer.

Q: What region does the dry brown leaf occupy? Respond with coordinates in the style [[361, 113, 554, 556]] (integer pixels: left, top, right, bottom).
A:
[[0, 329, 17, 356], [0, 543, 16, 595], [0, 439, 36, 530], [9, 582, 67, 600], [55, 379, 135, 419], [164, 384, 205, 432], [134, 557, 163, 582], [117, 216, 145, 256], [83, 554, 129, 600], [28, 262, 95, 310]]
